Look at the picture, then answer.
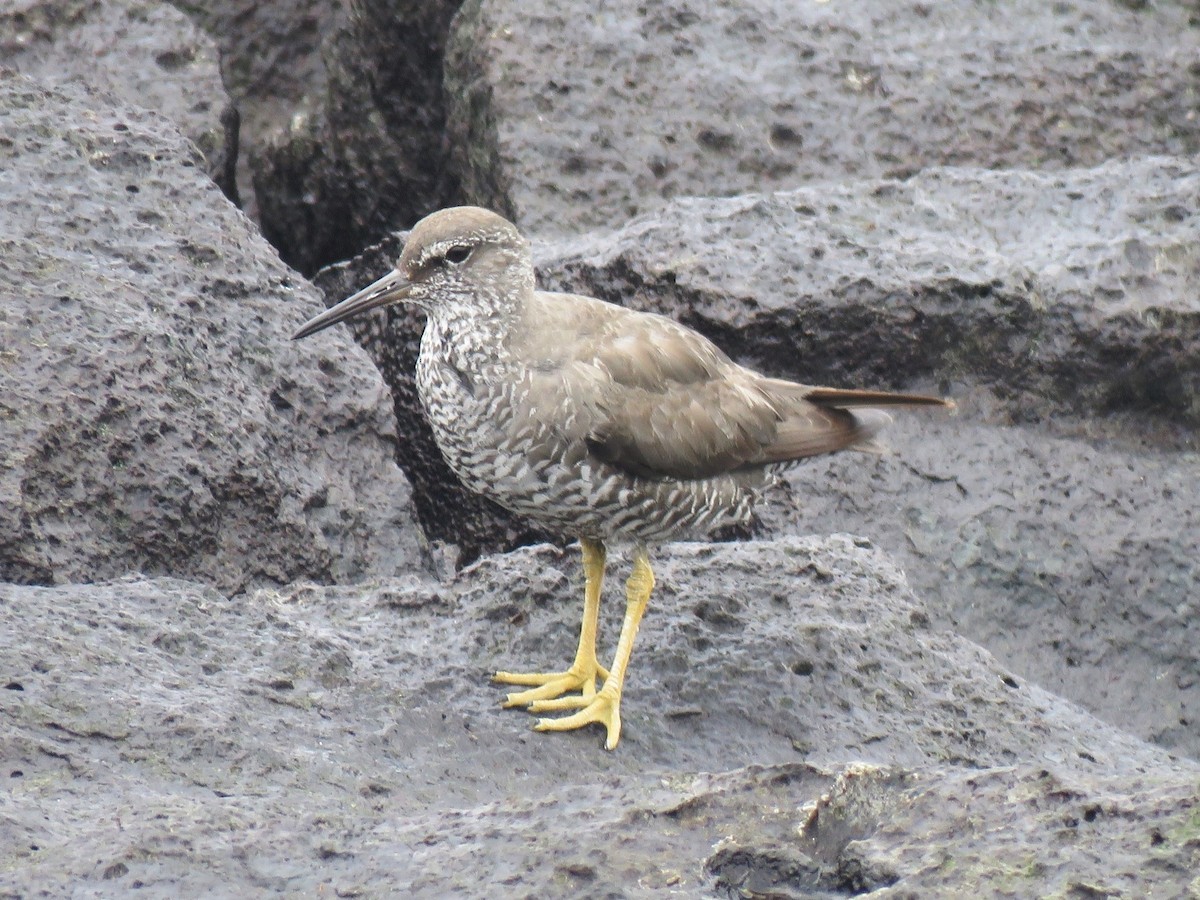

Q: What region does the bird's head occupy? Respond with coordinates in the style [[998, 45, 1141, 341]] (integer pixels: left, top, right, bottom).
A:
[[292, 206, 533, 340]]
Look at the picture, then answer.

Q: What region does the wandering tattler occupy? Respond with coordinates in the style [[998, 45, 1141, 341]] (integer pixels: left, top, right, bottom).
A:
[[293, 206, 951, 749]]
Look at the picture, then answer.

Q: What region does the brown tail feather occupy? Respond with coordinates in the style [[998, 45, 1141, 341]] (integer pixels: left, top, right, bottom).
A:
[[751, 406, 892, 465], [803, 386, 954, 410]]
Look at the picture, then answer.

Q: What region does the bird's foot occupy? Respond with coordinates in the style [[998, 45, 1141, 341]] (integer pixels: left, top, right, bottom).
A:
[[534, 687, 622, 750], [493, 662, 610, 708]]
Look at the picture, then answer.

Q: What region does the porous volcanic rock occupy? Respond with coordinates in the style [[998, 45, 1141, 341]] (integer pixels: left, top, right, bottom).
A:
[[1, 0, 238, 200], [3, 537, 1196, 895], [446, 0, 1200, 236], [0, 72, 422, 592]]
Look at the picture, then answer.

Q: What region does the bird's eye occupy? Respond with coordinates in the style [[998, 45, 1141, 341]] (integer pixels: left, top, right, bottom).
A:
[[444, 245, 471, 265]]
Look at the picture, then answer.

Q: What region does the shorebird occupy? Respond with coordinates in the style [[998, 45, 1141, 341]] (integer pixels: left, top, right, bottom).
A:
[[294, 206, 951, 749]]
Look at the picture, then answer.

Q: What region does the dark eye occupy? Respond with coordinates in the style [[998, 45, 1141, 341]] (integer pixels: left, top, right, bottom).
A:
[[444, 245, 471, 264]]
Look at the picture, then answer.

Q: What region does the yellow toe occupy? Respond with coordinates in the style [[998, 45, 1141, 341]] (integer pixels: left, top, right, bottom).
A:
[[534, 689, 622, 750], [494, 663, 607, 708], [525, 695, 592, 713]]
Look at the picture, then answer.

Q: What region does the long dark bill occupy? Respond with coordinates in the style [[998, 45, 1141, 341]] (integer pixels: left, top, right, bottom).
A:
[[292, 269, 412, 340]]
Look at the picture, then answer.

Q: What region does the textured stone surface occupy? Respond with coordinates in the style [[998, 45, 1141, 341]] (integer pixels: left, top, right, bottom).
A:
[[536, 159, 1200, 425], [0, 73, 422, 592], [312, 164, 1200, 756], [768, 414, 1200, 758], [162, 0, 1199, 277], [446, 0, 1200, 236], [707, 763, 1200, 898], [3, 538, 1196, 895], [207, 0, 1200, 272], [1, 0, 239, 200]]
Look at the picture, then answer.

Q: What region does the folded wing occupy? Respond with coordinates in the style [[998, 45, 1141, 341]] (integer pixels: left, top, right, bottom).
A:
[[521, 293, 948, 481]]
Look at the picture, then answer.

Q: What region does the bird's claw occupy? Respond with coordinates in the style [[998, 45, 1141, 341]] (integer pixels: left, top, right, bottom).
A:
[[493, 663, 609, 708], [534, 690, 622, 750]]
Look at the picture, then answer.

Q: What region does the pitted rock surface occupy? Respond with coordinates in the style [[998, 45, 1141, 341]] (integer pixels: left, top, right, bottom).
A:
[[0, 72, 422, 592], [4, 538, 1196, 895]]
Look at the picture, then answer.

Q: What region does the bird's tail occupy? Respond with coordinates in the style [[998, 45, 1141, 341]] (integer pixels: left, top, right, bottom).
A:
[[806, 387, 952, 456], [749, 380, 952, 466], [803, 386, 955, 410]]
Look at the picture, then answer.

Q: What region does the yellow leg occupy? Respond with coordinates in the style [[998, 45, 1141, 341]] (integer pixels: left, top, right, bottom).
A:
[[535, 546, 654, 750], [493, 538, 610, 706]]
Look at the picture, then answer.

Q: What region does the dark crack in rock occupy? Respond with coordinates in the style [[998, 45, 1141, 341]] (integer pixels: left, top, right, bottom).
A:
[[250, 0, 465, 274]]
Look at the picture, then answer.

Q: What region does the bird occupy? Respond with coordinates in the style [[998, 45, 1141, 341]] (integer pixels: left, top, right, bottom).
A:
[[293, 206, 952, 750]]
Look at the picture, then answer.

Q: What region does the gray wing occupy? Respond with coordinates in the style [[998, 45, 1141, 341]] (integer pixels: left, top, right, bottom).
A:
[[519, 293, 934, 481]]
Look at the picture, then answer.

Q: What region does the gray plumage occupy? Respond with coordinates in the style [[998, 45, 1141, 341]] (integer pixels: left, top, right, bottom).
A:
[[295, 206, 942, 543], [293, 206, 951, 749]]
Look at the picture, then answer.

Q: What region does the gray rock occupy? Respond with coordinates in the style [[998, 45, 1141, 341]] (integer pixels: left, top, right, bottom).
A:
[[2, 537, 1195, 895], [0, 72, 423, 592], [312, 164, 1200, 757], [767, 414, 1200, 760], [0, 0, 239, 201], [446, 0, 1200, 236], [536, 159, 1200, 425], [706, 762, 1200, 897], [172, 0, 1199, 277]]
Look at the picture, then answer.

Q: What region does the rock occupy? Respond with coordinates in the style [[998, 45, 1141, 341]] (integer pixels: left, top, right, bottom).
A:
[[166, 0, 1199, 274], [2, 537, 1195, 895], [446, 0, 1199, 236], [768, 414, 1200, 759], [1, 0, 239, 201], [0, 72, 423, 592], [313, 166, 1200, 757], [536, 159, 1200, 425], [706, 762, 1200, 897]]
